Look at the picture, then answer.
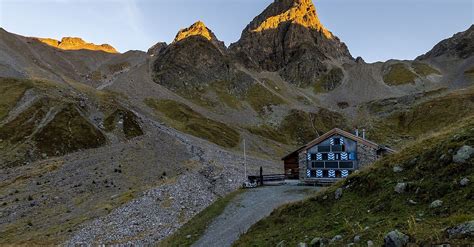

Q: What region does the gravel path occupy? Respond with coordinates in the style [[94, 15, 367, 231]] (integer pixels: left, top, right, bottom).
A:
[[193, 184, 321, 247]]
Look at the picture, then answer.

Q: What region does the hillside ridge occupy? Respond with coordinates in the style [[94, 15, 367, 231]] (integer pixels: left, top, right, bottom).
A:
[[36, 36, 118, 53]]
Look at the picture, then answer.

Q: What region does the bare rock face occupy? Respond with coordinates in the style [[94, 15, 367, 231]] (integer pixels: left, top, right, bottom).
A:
[[147, 42, 168, 56], [417, 25, 474, 60], [174, 21, 226, 52], [36, 37, 118, 53], [152, 21, 253, 93], [230, 0, 353, 86]]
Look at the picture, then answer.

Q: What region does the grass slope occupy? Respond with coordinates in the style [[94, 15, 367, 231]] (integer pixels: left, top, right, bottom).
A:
[[465, 67, 474, 81], [104, 109, 143, 139], [248, 109, 348, 146], [0, 77, 59, 121], [0, 78, 32, 121], [33, 105, 106, 157], [235, 117, 474, 246], [145, 98, 240, 148], [0, 77, 145, 167], [412, 62, 441, 77], [245, 83, 285, 115], [383, 63, 418, 86], [313, 68, 344, 94], [369, 87, 474, 147]]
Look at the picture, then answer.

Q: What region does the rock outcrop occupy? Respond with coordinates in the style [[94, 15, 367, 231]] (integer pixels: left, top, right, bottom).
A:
[[173, 21, 226, 52], [417, 25, 473, 60], [230, 0, 353, 86], [384, 230, 409, 247], [147, 42, 168, 56], [36, 37, 118, 53], [152, 21, 253, 93], [446, 220, 474, 238]]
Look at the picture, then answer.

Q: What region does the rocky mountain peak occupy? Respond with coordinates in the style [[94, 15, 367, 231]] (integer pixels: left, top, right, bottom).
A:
[[36, 36, 118, 53], [173, 21, 226, 51], [230, 0, 352, 87], [417, 25, 474, 60], [174, 21, 214, 42], [147, 42, 168, 56], [250, 0, 332, 39]]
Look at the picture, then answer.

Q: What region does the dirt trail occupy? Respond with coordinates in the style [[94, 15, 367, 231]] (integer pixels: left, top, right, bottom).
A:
[[193, 184, 321, 247]]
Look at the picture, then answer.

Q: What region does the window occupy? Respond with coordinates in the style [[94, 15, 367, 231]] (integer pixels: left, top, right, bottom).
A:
[[310, 154, 317, 160], [332, 145, 343, 152], [333, 138, 341, 145], [340, 161, 354, 169], [318, 146, 330, 152], [313, 162, 324, 168], [322, 153, 328, 160], [326, 162, 338, 168]]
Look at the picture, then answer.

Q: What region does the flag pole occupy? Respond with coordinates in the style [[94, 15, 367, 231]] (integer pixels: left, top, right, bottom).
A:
[[244, 138, 247, 180]]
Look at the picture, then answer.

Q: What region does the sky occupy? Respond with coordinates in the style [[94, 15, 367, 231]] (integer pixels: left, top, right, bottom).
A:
[[0, 0, 472, 62]]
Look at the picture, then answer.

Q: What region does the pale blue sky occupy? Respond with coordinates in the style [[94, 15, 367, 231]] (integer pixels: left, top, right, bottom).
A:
[[0, 0, 472, 62]]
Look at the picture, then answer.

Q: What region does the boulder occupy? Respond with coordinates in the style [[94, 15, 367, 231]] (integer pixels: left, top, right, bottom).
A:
[[384, 230, 409, 247], [353, 235, 361, 243], [394, 183, 407, 194], [331, 235, 342, 242], [460, 177, 470, 186], [298, 242, 308, 247], [446, 220, 474, 238], [438, 154, 451, 164], [393, 166, 404, 173], [430, 200, 443, 208], [335, 188, 343, 200], [367, 240, 374, 247], [309, 237, 326, 247], [453, 145, 474, 164]]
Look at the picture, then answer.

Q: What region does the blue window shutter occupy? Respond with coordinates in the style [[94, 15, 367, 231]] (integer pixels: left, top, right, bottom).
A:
[[316, 153, 322, 160], [316, 170, 323, 178], [341, 152, 348, 160], [341, 170, 349, 178], [328, 170, 336, 178], [349, 152, 356, 160]]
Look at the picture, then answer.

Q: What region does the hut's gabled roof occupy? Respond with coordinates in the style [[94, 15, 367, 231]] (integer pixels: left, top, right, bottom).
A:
[[282, 128, 396, 159], [281, 145, 306, 160]]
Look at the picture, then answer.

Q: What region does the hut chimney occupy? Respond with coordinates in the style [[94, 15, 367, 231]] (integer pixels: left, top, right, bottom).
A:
[[362, 129, 366, 139], [355, 129, 359, 137]]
